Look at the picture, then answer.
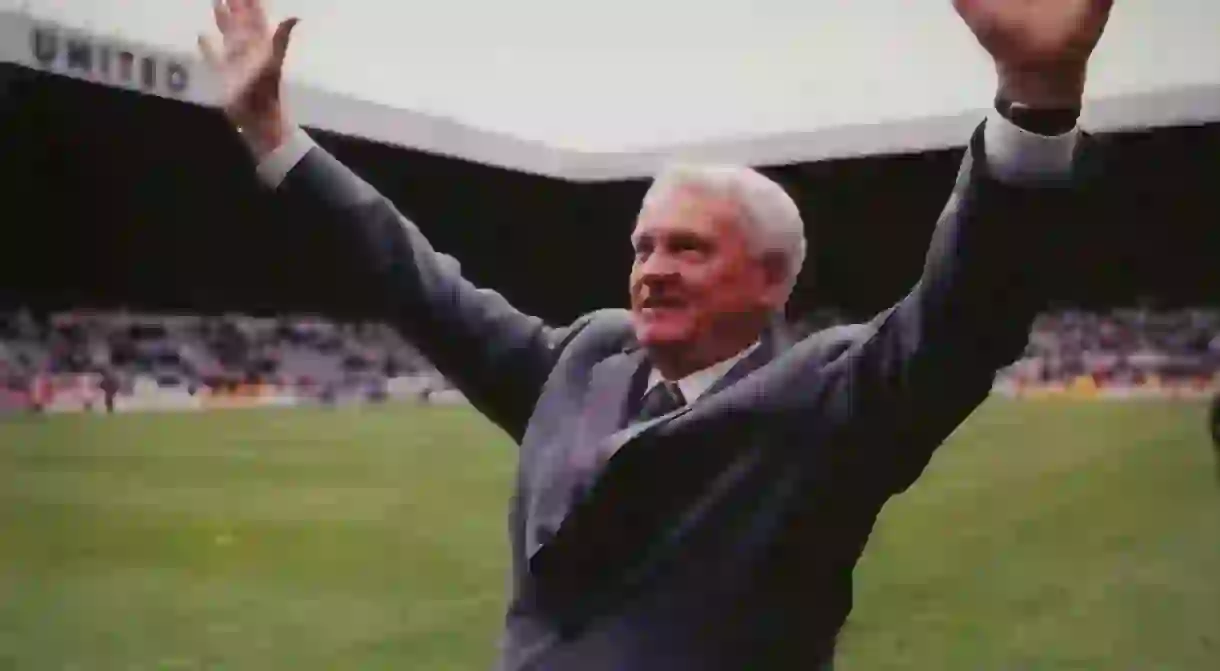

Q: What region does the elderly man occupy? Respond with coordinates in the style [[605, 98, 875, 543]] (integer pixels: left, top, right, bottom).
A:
[[200, 1, 1113, 668]]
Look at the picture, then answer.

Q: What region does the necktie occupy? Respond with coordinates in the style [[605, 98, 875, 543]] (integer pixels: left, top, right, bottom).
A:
[[636, 381, 686, 423]]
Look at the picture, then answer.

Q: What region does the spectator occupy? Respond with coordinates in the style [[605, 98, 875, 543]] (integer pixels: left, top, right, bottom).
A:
[[99, 368, 119, 414]]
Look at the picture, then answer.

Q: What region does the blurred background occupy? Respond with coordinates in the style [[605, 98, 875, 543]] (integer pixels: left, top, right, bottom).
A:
[[1, 4, 1218, 670]]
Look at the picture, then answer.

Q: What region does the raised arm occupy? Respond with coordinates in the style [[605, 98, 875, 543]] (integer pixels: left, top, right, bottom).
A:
[[816, 115, 1094, 493], [199, 0, 584, 440], [274, 133, 591, 441], [782, 0, 1113, 497]]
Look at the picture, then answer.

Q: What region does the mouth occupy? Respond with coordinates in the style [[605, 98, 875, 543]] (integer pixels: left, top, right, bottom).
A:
[[641, 295, 684, 308], [638, 296, 687, 318]]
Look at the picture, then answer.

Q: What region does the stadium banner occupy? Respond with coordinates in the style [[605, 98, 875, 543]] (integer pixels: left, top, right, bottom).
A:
[[0, 6, 570, 180], [8, 379, 1210, 417], [4, 7, 1217, 182], [993, 380, 1218, 401], [0, 8, 205, 106], [12, 373, 433, 415]]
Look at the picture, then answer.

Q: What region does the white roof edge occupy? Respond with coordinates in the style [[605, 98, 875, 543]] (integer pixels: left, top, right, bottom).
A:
[[4, 9, 1218, 183]]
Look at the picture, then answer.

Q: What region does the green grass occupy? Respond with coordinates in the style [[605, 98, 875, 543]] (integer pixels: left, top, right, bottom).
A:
[[1, 400, 1217, 670]]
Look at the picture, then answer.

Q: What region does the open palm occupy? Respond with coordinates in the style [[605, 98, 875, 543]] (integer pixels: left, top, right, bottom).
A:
[[198, 0, 298, 131], [954, 0, 1114, 70]]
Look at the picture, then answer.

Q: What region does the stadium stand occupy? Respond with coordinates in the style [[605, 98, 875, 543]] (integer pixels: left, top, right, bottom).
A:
[[2, 307, 1217, 415], [996, 309, 1220, 399], [0, 308, 454, 414]]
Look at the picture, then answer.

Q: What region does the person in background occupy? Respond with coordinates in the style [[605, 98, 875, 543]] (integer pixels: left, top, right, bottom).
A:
[[99, 368, 120, 414], [28, 371, 51, 414], [198, 0, 1116, 669]]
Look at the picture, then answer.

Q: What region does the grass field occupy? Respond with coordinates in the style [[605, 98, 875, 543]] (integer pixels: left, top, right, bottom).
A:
[[1, 400, 1217, 670]]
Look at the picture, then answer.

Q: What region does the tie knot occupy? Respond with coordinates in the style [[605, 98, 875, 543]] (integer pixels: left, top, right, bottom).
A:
[[662, 381, 686, 405], [637, 381, 686, 423]]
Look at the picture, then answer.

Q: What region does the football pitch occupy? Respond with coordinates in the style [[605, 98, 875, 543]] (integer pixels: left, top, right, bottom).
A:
[[1, 400, 1217, 670]]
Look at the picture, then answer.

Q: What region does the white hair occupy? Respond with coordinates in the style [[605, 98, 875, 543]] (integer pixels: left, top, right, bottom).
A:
[[641, 163, 808, 301]]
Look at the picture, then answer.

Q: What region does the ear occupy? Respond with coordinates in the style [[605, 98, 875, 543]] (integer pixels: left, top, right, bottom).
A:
[[758, 252, 790, 308]]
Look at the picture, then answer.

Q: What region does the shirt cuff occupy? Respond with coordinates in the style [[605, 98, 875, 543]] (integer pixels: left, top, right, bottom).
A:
[[255, 126, 317, 188], [982, 108, 1080, 183]]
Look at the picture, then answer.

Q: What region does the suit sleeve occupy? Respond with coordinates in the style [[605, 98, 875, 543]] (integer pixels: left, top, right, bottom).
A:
[[272, 142, 589, 443], [789, 115, 1100, 498]]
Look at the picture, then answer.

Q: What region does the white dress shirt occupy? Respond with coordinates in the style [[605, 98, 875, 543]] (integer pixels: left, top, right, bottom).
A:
[[252, 109, 1081, 406], [646, 340, 761, 405]]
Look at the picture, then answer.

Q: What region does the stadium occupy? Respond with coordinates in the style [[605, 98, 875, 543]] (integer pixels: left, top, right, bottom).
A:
[[2, 2, 1219, 669]]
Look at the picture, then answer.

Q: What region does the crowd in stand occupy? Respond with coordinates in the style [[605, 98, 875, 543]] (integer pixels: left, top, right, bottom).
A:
[[0, 308, 447, 411], [1005, 308, 1220, 387], [768, 307, 1217, 390], [1, 306, 1218, 413]]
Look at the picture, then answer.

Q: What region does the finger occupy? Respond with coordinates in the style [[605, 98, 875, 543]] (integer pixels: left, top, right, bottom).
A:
[[226, 0, 255, 34], [1093, 0, 1116, 23], [950, 0, 979, 20], [213, 0, 233, 35], [198, 33, 221, 69], [271, 17, 299, 63], [246, 0, 270, 34], [225, 0, 248, 30], [1081, 0, 1115, 40]]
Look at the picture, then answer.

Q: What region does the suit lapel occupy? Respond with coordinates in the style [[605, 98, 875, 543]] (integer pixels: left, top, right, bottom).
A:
[[581, 349, 648, 443], [701, 321, 789, 400], [530, 320, 793, 594], [588, 319, 789, 462], [595, 320, 791, 465], [539, 348, 646, 521]]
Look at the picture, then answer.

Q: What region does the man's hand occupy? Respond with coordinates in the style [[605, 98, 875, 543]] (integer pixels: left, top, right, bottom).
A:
[[198, 0, 299, 157], [955, 0, 1115, 108]]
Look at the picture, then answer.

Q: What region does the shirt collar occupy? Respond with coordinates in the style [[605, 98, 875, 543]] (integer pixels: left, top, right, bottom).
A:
[[646, 339, 761, 404]]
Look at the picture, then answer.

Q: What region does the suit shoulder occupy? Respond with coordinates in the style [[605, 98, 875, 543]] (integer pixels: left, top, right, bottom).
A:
[[578, 308, 635, 345], [798, 321, 876, 363], [557, 308, 635, 356]]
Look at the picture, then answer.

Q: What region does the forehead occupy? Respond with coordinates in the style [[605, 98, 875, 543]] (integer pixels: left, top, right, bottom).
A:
[[632, 186, 742, 242]]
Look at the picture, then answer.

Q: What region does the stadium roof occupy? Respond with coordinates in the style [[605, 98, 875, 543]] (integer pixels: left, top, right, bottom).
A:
[[3, 0, 1219, 181]]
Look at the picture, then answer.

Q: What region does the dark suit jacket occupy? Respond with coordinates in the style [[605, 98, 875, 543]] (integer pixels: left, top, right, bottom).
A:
[[273, 122, 1095, 670]]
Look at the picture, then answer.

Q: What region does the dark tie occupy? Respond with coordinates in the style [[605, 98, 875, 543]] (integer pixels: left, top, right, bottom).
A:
[[636, 381, 686, 423]]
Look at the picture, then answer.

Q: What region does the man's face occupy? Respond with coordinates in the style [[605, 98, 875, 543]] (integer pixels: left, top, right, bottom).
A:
[[629, 187, 783, 358]]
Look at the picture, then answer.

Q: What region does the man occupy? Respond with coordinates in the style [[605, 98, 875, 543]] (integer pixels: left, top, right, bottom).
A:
[[199, 1, 1113, 668], [28, 370, 51, 414], [99, 367, 120, 414]]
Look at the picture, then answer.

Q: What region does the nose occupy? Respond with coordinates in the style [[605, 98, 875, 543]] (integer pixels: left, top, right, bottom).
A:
[[637, 249, 678, 281]]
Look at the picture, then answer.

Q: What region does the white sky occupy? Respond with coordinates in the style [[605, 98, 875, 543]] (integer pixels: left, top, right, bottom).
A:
[[17, 0, 1220, 152]]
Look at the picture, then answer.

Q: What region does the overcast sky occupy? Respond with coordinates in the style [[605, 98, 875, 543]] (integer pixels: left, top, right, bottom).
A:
[[18, 0, 1220, 151]]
